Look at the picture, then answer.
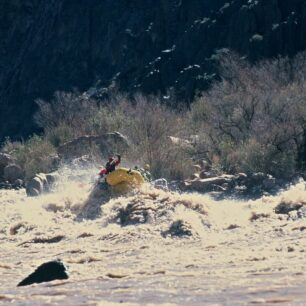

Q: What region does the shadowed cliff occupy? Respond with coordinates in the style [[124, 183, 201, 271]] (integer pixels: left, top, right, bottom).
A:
[[1, 0, 306, 140]]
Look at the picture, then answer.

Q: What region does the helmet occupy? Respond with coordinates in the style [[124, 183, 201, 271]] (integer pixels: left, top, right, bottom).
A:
[[144, 164, 150, 171]]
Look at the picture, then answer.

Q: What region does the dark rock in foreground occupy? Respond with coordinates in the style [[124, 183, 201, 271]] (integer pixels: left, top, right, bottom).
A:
[[17, 260, 69, 287]]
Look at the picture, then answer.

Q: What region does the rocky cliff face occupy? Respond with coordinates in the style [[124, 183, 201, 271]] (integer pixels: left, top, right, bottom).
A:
[[1, 0, 306, 140]]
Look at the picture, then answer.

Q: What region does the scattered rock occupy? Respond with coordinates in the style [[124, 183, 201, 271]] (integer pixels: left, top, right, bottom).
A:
[[26, 172, 58, 196], [26, 176, 44, 196], [12, 179, 24, 189], [0, 153, 14, 176], [153, 178, 168, 191], [190, 173, 200, 180], [198, 160, 211, 171], [287, 246, 295, 253], [288, 210, 299, 221], [181, 171, 284, 199], [193, 165, 202, 172], [199, 170, 215, 179], [0, 153, 13, 166], [9, 222, 34, 235], [27, 188, 40, 197], [118, 203, 151, 226], [17, 260, 69, 286], [163, 220, 194, 237], [3, 164, 24, 183], [292, 226, 306, 232], [0, 181, 13, 190], [167, 136, 193, 150], [77, 232, 94, 239], [18, 235, 66, 246], [225, 224, 240, 230], [186, 175, 235, 193], [263, 176, 276, 190], [250, 212, 270, 222], [45, 172, 60, 189], [275, 201, 304, 215]]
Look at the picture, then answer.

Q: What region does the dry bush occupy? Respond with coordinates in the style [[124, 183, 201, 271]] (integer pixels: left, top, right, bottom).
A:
[[122, 94, 194, 179], [2, 135, 57, 179], [35, 91, 97, 132], [35, 91, 129, 146], [191, 52, 306, 178], [34, 91, 194, 180]]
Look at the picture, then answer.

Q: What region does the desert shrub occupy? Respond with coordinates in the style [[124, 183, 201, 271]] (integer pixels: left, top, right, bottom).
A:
[[85, 105, 127, 135], [219, 139, 296, 177], [191, 52, 306, 178], [44, 123, 76, 147], [122, 94, 194, 179], [34, 91, 194, 180], [34, 91, 97, 132], [35, 91, 130, 140], [2, 135, 57, 179]]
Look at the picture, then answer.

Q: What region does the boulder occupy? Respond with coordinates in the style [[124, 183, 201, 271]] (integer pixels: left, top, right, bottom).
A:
[[167, 136, 193, 149], [163, 220, 194, 237], [0, 181, 12, 190], [46, 172, 60, 187], [198, 160, 211, 171], [193, 165, 202, 173], [26, 173, 49, 197], [199, 170, 215, 179], [187, 175, 235, 193], [100, 132, 130, 154], [190, 173, 200, 180], [26, 187, 40, 197], [58, 132, 130, 161], [235, 173, 248, 184], [26, 172, 59, 196], [12, 179, 24, 189], [262, 175, 277, 190], [153, 178, 168, 191], [3, 164, 24, 183], [0, 153, 14, 171], [17, 260, 69, 286], [275, 201, 304, 215], [245, 172, 269, 187], [26, 177, 43, 196]]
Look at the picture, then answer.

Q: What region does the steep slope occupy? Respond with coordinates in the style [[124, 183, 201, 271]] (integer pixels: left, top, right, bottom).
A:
[[1, 0, 306, 140]]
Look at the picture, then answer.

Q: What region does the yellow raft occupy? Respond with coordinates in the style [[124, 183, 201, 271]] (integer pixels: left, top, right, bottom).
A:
[[106, 167, 145, 193]]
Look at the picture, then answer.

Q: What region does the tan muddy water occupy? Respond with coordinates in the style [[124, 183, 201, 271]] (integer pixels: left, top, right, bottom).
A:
[[1, 167, 306, 305]]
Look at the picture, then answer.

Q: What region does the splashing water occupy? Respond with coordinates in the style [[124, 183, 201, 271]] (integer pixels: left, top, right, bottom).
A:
[[1, 165, 306, 305]]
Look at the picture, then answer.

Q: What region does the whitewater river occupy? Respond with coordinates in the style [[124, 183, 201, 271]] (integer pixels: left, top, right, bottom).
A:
[[1, 166, 306, 305]]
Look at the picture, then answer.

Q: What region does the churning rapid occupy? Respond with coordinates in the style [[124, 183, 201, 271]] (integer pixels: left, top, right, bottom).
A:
[[1, 164, 306, 305]]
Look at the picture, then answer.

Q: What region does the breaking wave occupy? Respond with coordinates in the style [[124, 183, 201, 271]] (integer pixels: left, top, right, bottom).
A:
[[1, 164, 306, 305]]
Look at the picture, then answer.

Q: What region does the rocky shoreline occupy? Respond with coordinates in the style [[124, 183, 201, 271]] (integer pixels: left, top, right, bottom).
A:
[[1, 149, 301, 201]]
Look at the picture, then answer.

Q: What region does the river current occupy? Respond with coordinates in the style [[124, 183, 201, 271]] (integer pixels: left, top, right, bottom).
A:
[[1, 165, 306, 305]]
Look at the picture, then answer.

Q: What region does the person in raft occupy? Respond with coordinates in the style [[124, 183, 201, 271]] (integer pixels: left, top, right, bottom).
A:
[[99, 154, 121, 179]]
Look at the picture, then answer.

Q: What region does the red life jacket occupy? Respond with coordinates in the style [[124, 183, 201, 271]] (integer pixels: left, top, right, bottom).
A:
[[99, 168, 108, 176], [99, 156, 121, 176]]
